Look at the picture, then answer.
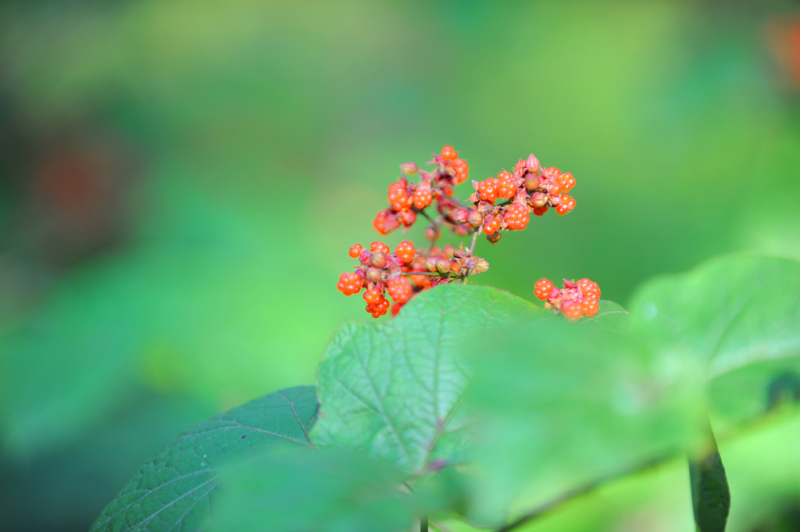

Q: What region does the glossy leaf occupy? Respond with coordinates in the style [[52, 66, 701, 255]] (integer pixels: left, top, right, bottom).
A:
[[310, 284, 549, 476], [90, 386, 317, 532]]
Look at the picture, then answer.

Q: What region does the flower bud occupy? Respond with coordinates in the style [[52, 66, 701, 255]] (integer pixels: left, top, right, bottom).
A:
[[529, 191, 548, 208], [399, 161, 419, 175], [452, 208, 470, 224], [469, 257, 490, 275], [371, 252, 387, 268], [442, 244, 456, 258], [524, 175, 541, 190], [467, 210, 483, 227], [366, 267, 382, 282], [514, 159, 526, 173], [436, 258, 451, 274], [526, 154, 540, 173], [425, 258, 438, 272]]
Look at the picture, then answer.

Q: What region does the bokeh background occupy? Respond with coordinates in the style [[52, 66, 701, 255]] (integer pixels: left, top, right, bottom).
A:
[[1, 1, 800, 531]]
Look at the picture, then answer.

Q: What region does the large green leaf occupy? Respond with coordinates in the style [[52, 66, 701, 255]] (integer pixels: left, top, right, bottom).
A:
[[90, 386, 317, 532], [310, 284, 549, 476], [464, 319, 704, 525], [211, 448, 418, 532], [628, 255, 800, 429]]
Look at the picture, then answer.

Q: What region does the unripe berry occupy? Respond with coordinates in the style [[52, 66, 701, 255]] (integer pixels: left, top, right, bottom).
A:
[[441, 145, 458, 162], [349, 244, 363, 258], [533, 205, 549, 217], [534, 278, 554, 300], [467, 210, 483, 227], [395, 241, 416, 264], [529, 191, 548, 208], [400, 161, 418, 175], [371, 252, 388, 268], [525, 175, 542, 190], [487, 231, 501, 244], [452, 208, 470, 224], [366, 267, 382, 282]]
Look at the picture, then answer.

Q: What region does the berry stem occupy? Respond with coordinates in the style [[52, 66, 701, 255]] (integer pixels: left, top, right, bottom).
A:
[[437, 191, 471, 210], [468, 230, 478, 254], [399, 271, 450, 277]]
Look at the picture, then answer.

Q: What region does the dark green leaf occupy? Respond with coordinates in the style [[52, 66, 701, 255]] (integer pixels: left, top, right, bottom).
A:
[[689, 433, 730, 532], [310, 284, 548, 476], [211, 448, 417, 532], [90, 386, 317, 532], [628, 255, 800, 430]]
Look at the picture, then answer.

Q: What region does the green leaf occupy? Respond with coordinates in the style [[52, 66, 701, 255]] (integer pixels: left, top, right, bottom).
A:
[[310, 284, 548, 476], [211, 448, 417, 532], [629, 255, 800, 379], [628, 255, 800, 429], [689, 434, 730, 532], [90, 386, 317, 532], [464, 319, 704, 524]]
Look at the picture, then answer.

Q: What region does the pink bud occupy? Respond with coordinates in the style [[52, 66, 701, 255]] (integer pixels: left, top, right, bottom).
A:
[[526, 154, 540, 173], [529, 192, 548, 208], [467, 210, 483, 227], [452, 208, 470, 224]]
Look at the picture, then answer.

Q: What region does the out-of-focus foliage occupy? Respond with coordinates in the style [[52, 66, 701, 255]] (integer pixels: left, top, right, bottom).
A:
[[1, 0, 800, 531], [90, 386, 316, 532]]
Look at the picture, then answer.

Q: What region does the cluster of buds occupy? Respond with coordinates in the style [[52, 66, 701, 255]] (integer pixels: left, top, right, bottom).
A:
[[337, 240, 489, 318], [455, 154, 577, 244], [373, 146, 471, 237], [534, 278, 601, 320]]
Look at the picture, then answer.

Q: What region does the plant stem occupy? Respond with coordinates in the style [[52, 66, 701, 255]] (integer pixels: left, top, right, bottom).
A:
[[438, 192, 471, 209], [399, 271, 449, 277], [420, 516, 428, 532], [496, 455, 670, 532], [468, 230, 478, 254]]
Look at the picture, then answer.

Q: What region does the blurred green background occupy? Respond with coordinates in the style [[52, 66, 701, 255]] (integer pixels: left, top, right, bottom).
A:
[[1, 1, 799, 531]]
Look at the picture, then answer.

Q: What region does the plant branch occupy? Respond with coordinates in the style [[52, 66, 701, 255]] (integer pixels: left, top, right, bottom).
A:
[[420, 516, 429, 532], [468, 230, 478, 254], [496, 455, 671, 532], [438, 192, 471, 210], [399, 271, 450, 277]]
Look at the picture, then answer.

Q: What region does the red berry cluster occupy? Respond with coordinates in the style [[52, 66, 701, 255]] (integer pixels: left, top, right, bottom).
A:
[[338, 238, 491, 318], [373, 146, 471, 237], [534, 277, 601, 320], [339, 145, 597, 320], [462, 154, 577, 243]]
